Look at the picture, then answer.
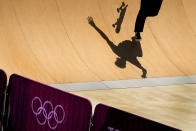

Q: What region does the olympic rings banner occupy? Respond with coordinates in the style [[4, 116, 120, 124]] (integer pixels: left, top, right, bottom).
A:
[[5, 74, 92, 131], [32, 97, 66, 129]]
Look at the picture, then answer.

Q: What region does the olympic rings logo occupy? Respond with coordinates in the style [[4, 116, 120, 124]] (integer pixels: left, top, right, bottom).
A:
[[31, 97, 66, 129]]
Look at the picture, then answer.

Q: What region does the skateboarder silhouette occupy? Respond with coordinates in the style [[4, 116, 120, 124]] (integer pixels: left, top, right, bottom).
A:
[[88, 17, 147, 78], [134, 0, 163, 41], [112, 2, 128, 33]]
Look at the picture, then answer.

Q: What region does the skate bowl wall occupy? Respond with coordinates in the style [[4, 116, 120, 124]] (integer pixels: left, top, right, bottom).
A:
[[0, 0, 195, 84]]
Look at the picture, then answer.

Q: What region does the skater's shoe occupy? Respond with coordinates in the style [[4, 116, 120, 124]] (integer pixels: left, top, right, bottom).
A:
[[135, 33, 142, 41]]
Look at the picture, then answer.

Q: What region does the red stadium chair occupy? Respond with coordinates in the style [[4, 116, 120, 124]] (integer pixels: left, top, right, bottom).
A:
[[91, 103, 181, 131], [0, 70, 7, 129], [4, 74, 92, 131]]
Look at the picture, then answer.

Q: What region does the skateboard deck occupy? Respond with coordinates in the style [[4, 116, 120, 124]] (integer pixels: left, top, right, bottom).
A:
[[112, 2, 128, 33]]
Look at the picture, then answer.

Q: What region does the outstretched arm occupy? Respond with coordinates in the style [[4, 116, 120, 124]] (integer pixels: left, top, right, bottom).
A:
[[88, 17, 116, 49]]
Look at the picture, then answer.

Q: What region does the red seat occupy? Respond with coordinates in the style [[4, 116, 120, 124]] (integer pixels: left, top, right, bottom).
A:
[[4, 74, 92, 131], [91, 103, 181, 131], [0, 69, 7, 129]]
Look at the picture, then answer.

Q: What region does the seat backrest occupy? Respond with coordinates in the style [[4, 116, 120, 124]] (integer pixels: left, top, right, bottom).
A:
[[0, 69, 7, 127], [91, 104, 181, 131], [5, 74, 92, 131]]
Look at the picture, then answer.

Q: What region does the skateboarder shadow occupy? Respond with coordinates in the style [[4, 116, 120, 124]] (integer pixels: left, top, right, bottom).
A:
[[112, 2, 128, 33], [88, 17, 147, 78]]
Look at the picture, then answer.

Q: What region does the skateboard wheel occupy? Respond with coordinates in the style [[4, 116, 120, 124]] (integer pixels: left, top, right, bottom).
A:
[[117, 8, 120, 12], [122, 2, 125, 6]]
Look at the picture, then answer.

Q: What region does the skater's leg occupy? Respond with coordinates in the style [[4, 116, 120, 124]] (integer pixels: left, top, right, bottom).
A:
[[134, 10, 147, 32], [129, 58, 147, 78], [134, 9, 147, 40]]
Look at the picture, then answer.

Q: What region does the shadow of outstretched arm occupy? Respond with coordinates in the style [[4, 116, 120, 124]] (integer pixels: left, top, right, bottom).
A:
[[87, 17, 147, 78], [88, 17, 118, 54]]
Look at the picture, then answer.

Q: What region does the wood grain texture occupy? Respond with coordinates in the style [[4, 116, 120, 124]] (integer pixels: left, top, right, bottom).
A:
[[73, 84, 196, 131], [0, 0, 195, 84]]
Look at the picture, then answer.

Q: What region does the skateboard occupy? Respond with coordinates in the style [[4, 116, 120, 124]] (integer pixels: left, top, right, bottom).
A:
[[112, 2, 128, 33]]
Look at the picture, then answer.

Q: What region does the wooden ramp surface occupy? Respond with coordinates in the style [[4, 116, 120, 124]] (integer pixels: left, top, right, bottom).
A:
[[73, 84, 196, 131], [0, 0, 196, 84]]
